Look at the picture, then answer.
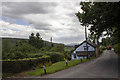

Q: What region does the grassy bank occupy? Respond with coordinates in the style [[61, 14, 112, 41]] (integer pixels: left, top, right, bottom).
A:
[[26, 57, 95, 76]]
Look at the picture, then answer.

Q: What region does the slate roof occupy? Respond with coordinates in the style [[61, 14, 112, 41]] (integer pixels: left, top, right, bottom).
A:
[[75, 40, 97, 49]]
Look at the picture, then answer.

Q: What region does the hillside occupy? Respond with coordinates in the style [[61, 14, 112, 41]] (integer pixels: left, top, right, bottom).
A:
[[1, 37, 64, 54], [2, 37, 63, 46]]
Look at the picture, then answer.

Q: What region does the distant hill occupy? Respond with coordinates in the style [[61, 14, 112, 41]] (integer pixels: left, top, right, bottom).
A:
[[1, 37, 64, 54], [2, 37, 28, 44], [65, 43, 79, 46], [1, 37, 63, 47]]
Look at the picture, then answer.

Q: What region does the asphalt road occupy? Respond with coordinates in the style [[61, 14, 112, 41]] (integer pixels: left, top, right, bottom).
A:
[[37, 50, 118, 78]]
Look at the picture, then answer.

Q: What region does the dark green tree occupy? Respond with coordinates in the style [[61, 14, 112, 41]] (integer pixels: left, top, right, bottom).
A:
[[29, 33, 44, 49], [36, 33, 40, 39], [29, 33, 36, 46], [76, 2, 120, 42]]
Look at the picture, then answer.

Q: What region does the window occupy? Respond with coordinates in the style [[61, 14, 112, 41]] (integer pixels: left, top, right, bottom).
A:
[[83, 46, 89, 50], [74, 54, 76, 58]]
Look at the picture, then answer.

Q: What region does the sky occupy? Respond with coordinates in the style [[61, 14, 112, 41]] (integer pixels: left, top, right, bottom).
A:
[[0, 1, 90, 45]]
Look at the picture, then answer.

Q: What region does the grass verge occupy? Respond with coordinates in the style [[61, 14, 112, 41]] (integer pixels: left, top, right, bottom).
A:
[[26, 57, 95, 76]]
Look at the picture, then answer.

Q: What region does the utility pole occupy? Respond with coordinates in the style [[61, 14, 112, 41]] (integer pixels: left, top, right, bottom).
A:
[[85, 25, 88, 59], [50, 37, 53, 47], [85, 25, 87, 41]]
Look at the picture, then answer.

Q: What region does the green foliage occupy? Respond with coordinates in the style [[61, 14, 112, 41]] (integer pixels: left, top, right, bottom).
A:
[[29, 33, 43, 49], [101, 37, 112, 47], [99, 46, 106, 55], [2, 39, 16, 54], [114, 43, 120, 55], [40, 47, 50, 51], [12, 43, 38, 53], [50, 44, 65, 52], [76, 2, 120, 43], [36, 33, 40, 39], [2, 56, 51, 75], [111, 27, 120, 44], [2, 37, 65, 60], [64, 46, 74, 60], [45, 52, 65, 63], [3, 42, 39, 60], [27, 53, 43, 58], [8, 51, 27, 59]]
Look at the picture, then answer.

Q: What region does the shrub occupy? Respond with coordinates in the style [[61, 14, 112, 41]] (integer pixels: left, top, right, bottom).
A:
[[114, 43, 120, 55], [10, 43, 39, 53], [2, 56, 51, 74], [3, 43, 39, 60], [50, 44, 65, 52], [40, 47, 50, 51], [99, 46, 106, 55], [45, 52, 65, 63]]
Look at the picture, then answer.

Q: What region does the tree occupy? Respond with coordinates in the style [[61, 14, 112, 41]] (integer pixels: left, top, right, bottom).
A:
[[101, 37, 111, 47], [36, 33, 40, 39], [76, 2, 120, 42], [29, 33, 36, 46], [29, 33, 44, 49], [31, 33, 34, 37]]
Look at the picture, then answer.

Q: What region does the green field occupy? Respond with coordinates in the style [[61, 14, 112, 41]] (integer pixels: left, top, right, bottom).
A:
[[26, 57, 95, 76]]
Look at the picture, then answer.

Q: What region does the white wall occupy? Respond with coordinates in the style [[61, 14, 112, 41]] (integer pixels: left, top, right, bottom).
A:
[[75, 42, 95, 52], [71, 54, 87, 60], [71, 55, 74, 59], [72, 42, 95, 60]]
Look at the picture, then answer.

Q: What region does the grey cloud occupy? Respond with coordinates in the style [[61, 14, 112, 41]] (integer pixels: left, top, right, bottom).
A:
[[2, 2, 58, 18], [30, 23, 52, 30], [54, 35, 85, 44], [2, 2, 58, 31]]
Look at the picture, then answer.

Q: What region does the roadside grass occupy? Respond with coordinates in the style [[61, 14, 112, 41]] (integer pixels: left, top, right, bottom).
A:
[[26, 57, 95, 76]]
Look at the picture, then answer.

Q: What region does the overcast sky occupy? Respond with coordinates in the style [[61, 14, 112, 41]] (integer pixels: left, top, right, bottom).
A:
[[0, 1, 90, 44]]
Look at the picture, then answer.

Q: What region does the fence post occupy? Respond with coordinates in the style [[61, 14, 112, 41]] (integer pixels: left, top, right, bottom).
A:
[[89, 55, 90, 60], [66, 59, 68, 66], [81, 59, 82, 63], [42, 62, 47, 74]]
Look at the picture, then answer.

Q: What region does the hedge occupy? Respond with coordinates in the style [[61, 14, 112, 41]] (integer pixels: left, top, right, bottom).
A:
[[2, 55, 51, 74], [114, 43, 120, 55], [45, 52, 65, 63]]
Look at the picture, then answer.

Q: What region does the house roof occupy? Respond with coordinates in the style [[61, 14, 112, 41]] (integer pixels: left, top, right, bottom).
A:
[[75, 40, 97, 49]]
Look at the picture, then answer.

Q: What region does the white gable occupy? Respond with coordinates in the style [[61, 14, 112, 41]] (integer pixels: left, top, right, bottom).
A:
[[75, 42, 95, 52]]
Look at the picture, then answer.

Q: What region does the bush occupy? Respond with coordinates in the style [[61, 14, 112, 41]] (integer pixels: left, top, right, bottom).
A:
[[50, 44, 65, 52], [27, 53, 43, 58], [40, 47, 50, 51], [114, 43, 120, 55], [10, 43, 39, 53], [45, 52, 65, 63], [2, 56, 51, 74], [99, 46, 106, 55], [3, 43, 39, 60]]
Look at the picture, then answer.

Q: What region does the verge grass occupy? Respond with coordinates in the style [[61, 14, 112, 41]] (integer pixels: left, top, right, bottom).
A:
[[26, 57, 95, 76]]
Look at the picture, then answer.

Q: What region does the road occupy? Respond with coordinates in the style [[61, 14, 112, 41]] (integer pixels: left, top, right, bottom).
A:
[[36, 50, 118, 78]]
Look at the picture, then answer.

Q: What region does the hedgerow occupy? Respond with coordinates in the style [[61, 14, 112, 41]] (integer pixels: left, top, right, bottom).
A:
[[45, 52, 65, 63], [2, 55, 51, 74]]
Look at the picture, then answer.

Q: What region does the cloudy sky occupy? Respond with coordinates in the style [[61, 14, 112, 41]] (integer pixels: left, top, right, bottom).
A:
[[0, 1, 90, 44]]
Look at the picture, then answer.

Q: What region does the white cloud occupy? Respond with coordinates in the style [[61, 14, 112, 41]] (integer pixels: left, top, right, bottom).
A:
[[1, 2, 89, 44]]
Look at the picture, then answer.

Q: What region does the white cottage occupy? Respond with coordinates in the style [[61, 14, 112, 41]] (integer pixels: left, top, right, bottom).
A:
[[72, 40, 97, 60]]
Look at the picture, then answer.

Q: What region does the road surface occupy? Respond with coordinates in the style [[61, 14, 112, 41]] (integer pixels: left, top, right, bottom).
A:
[[37, 50, 118, 78]]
